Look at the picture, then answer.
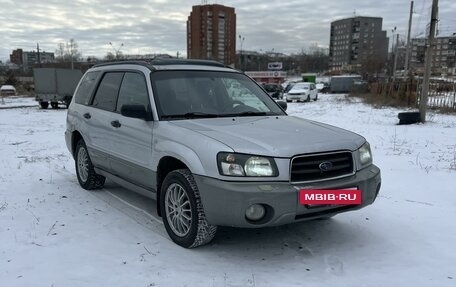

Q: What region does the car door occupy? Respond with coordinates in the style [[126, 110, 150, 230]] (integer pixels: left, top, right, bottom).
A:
[[85, 71, 124, 172], [310, 83, 317, 100], [108, 71, 155, 190]]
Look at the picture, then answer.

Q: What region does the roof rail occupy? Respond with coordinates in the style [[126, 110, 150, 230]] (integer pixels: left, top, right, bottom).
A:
[[91, 59, 234, 70], [92, 61, 151, 68], [150, 59, 229, 68]]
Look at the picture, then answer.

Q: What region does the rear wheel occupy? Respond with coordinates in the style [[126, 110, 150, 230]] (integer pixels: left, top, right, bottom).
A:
[[40, 101, 49, 109], [160, 169, 217, 248], [314, 94, 318, 101], [75, 140, 105, 190], [51, 102, 59, 109]]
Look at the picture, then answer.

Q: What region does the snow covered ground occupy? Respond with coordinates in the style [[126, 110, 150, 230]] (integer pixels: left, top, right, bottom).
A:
[[0, 94, 455, 287], [0, 96, 38, 109]]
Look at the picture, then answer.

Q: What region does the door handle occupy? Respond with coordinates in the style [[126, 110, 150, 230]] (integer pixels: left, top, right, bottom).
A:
[[111, 120, 121, 128], [83, 113, 91, 119]]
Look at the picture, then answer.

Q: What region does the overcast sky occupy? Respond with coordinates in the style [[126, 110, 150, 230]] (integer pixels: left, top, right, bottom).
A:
[[1, 0, 455, 62]]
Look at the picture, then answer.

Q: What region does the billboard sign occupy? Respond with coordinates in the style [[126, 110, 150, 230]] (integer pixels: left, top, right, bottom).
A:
[[268, 62, 283, 70]]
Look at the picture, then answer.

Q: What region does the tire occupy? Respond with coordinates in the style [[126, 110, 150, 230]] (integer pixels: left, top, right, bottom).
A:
[[306, 95, 311, 102], [75, 140, 105, 190], [51, 102, 59, 109], [160, 169, 217, 248], [40, 101, 49, 109], [314, 94, 318, 101], [398, 112, 421, 125], [286, 99, 291, 103]]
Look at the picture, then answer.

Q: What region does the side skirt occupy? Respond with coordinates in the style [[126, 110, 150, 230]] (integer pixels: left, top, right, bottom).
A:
[[94, 168, 157, 200]]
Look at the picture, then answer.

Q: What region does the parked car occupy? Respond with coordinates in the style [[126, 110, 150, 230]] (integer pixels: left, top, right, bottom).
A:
[[284, 81, 298, 93], [0, 85, 17, 97], [262, 83, 283, 99], [65, 60, 381, 248], [316, 82, 330, 93], [285, 82, 318, 102]]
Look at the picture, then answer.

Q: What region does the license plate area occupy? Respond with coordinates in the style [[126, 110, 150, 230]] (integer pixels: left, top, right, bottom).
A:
[[299, 188, 362, 207]]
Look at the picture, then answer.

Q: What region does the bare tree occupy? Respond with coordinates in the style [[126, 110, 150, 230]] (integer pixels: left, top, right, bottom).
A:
[[105, 52, 116, 61], [54, 39, 82, 68]]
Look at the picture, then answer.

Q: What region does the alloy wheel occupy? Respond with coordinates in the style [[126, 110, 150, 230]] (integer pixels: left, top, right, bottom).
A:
[[165, 183, 192, 237]]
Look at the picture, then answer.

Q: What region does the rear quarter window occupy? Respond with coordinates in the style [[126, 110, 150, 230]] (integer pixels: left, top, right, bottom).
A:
[[74, 71, 101, 105]]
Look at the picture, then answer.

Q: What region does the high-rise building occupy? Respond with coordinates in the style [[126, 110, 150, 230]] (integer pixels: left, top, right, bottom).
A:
[[187, 4, 236, 66], [411, 33, 456, 75], [329, 16, 389, 73]]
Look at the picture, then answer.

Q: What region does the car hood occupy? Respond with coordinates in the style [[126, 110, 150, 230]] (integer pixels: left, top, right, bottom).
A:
[[170, 116, 365, 158], [288, 88, 309, 94]]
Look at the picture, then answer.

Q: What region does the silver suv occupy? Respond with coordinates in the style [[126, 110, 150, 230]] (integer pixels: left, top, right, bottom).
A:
[[65, 60, 381, 248]]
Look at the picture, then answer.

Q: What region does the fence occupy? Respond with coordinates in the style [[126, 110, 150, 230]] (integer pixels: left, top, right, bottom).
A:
[[421, 81, 456, 111], [360, 79, 456, 111]]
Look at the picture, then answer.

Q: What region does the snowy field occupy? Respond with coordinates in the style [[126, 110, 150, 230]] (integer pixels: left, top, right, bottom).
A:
[[0, 96, 37, 109], [1, 94, 455, 287]]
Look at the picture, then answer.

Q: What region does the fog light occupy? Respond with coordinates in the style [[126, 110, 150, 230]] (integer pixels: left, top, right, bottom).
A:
[[245, 204, 266, 221]]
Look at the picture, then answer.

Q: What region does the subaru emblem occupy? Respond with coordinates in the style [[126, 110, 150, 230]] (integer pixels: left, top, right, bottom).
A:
[[319, 161, 333, 172]]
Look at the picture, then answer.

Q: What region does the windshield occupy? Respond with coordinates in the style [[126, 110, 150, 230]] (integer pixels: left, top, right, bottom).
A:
[[150, 71, 286, 120], [292, 84, 310, 90]]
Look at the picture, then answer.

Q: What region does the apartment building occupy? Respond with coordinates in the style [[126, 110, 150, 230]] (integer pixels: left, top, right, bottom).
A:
[[187, 4, 236, 66]]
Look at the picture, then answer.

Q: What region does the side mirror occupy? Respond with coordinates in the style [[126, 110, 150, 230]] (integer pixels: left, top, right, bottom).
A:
[[277, 100, 287, 111], [121, 105, 151, 120]]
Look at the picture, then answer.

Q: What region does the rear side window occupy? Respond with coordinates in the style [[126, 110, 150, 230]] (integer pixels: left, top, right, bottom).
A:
[[116, 72, 150, 112], [74, 71, 100, 105], [91, 72, 124, 111]]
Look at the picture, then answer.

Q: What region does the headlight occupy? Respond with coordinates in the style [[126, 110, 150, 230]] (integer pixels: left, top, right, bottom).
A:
[[217, 152, 278, 177], [358, 142, 372, 166]]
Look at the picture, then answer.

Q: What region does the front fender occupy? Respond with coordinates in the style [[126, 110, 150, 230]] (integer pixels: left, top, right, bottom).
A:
[[153, 139, 207, 176]]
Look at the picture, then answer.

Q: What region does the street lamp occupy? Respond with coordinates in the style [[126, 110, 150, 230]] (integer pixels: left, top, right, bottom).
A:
[[391, 27, 397, 54], [238, 35, 245, 70], [109, 42, 124, 60], [391, 27, 397, 78]]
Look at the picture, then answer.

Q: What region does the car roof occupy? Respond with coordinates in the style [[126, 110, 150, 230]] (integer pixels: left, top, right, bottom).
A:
[[0, 85, 16, 90], [91, 59, 238, 73]]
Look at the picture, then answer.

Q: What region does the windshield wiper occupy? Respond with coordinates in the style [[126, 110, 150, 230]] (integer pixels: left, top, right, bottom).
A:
[[161, 112, 219, 120], [222, 111, 269, 117]]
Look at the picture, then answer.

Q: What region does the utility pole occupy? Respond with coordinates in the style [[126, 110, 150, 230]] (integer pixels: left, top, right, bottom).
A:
[[392, 34, 400, 81], [37, 43, 42, 68], [419, 0, 438, 123], [69, 40, 74, 70], [404, 1, 414, 76]]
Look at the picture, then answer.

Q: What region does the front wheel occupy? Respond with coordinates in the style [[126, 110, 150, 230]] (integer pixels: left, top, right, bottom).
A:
[[160, 169, 217, 248], [75, 140, 105, 190], [314, 94, 318, 101]]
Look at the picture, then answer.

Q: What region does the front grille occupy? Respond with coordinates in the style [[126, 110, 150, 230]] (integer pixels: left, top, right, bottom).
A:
[[290, 151, 354, 183]]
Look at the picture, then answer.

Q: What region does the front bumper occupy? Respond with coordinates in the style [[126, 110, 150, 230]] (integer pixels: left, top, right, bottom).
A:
[[286, 94, 307, 101], [195, 164, 381, 228]]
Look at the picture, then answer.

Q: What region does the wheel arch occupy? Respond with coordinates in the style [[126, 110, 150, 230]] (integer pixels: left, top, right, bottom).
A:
[[156, 156, 189, 217], [71, 130, 84, 157]]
